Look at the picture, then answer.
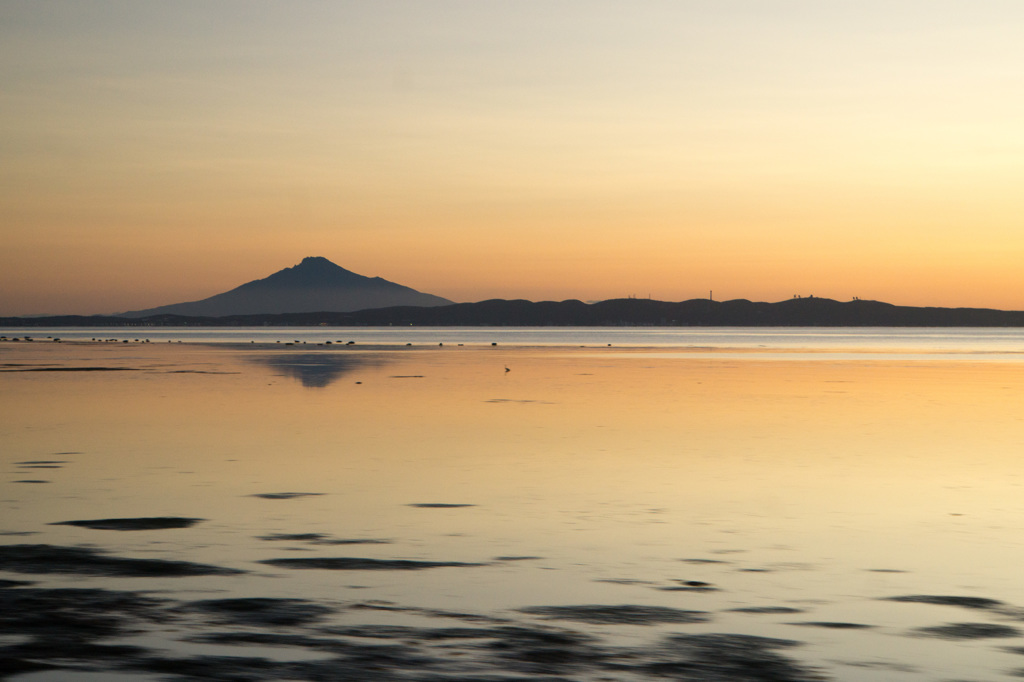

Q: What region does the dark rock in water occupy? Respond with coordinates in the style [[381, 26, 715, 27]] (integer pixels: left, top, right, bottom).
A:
[[188, 631, 358, 651], [594, 578, 657, 585], [257, 533, 391, 545], [259, 532, 330, 542], [518, 604, 710, 625], [728, 607, 804, 615], [123, 654, 292, 680], [331, 624, 532, 642], [0, 582, 826, 681], [123, 646, 441, 681], [885, 595, 1004, 610], [482, 625, 604, 676], [407, 503, 476, 508], [185, 630, 456, 675], [181, 632, 443, 678], [250, 492, 325, 500], [0, 544, 244, 577], [658, 579, 719, 592], [179, 598, 334, 626], [344, 602, 511, 624], [913, 622, 1021, 640], [789, 621, 873, 629], [319, 625, 430, 640], [628, 633, 821, 681], [0, 657, 56, 678], [315, 622, 607, 677], [0, 586, 167, 639], [261, 557, 488, 570], [51, 517, 204, 531], [3, 639, 148, 669], [193, 618, 824, 681]]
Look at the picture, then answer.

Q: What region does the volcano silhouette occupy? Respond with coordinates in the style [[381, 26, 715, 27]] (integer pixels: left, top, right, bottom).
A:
[[119, 257, 452, 317]]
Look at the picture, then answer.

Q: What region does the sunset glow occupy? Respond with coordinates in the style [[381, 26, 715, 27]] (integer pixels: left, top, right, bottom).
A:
[[3, 1, 1024, 315]]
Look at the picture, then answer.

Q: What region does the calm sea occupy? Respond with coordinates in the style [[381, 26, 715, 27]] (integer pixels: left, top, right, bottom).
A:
[[7, 325, 1024, 354], [3, 328, 1024, 680]]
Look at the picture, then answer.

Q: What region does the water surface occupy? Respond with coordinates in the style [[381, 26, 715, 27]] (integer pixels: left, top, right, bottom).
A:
[[3, 331, 1024, 680]]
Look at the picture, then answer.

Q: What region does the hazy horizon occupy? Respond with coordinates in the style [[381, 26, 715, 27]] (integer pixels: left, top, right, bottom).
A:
[[9, 253, 1024, 319], [4, 2, 1024, 316]]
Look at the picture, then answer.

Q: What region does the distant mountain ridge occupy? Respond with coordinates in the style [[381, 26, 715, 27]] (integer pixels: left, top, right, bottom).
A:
[[118, 257, 453, 317], [9, 296, 1024, 328], [212, 296, 1024, 327]]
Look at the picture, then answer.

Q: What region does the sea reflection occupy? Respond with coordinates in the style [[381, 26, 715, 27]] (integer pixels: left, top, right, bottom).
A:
[[248, 351, 391, 388]]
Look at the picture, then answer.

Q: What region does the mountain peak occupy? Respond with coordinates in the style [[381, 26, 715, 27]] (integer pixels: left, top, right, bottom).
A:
[[266, 257, 362, 287], [299, 256, 334, 266], [118, 257, 453, 317]]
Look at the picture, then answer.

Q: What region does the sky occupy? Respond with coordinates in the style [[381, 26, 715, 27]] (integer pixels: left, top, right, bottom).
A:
[[3, 1, 1024, 316]]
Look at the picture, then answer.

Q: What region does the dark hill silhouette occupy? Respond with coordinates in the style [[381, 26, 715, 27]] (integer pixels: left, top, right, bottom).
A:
[[9, 296, 1024, 328], [117, 257, 452, 317]]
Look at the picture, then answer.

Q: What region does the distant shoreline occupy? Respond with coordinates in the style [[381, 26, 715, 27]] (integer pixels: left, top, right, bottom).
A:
[[5, 297, 1024, 328]]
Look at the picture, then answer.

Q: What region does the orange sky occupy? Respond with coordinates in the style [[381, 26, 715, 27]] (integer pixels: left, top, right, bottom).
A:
[[3, 1, 1024, 316]]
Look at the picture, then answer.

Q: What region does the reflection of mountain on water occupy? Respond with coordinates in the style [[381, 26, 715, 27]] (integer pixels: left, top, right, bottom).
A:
[[252, 353, 390, 388]]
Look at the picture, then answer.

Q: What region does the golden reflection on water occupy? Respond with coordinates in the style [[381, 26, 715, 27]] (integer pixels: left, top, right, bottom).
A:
[[4, 340, 1024, 678], [3, 345, 1024, 523]]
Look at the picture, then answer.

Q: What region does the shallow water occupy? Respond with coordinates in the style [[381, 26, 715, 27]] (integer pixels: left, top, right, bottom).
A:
[[4, 333, 1024, 680], [9, 324, 1024, 354]]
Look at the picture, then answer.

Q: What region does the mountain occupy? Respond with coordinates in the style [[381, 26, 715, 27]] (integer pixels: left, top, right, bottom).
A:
[[7, 296, 1008, 328], [9, 294, 1024, 328], [296, 296, 1024, 327], [118, 257, 453, 317]]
